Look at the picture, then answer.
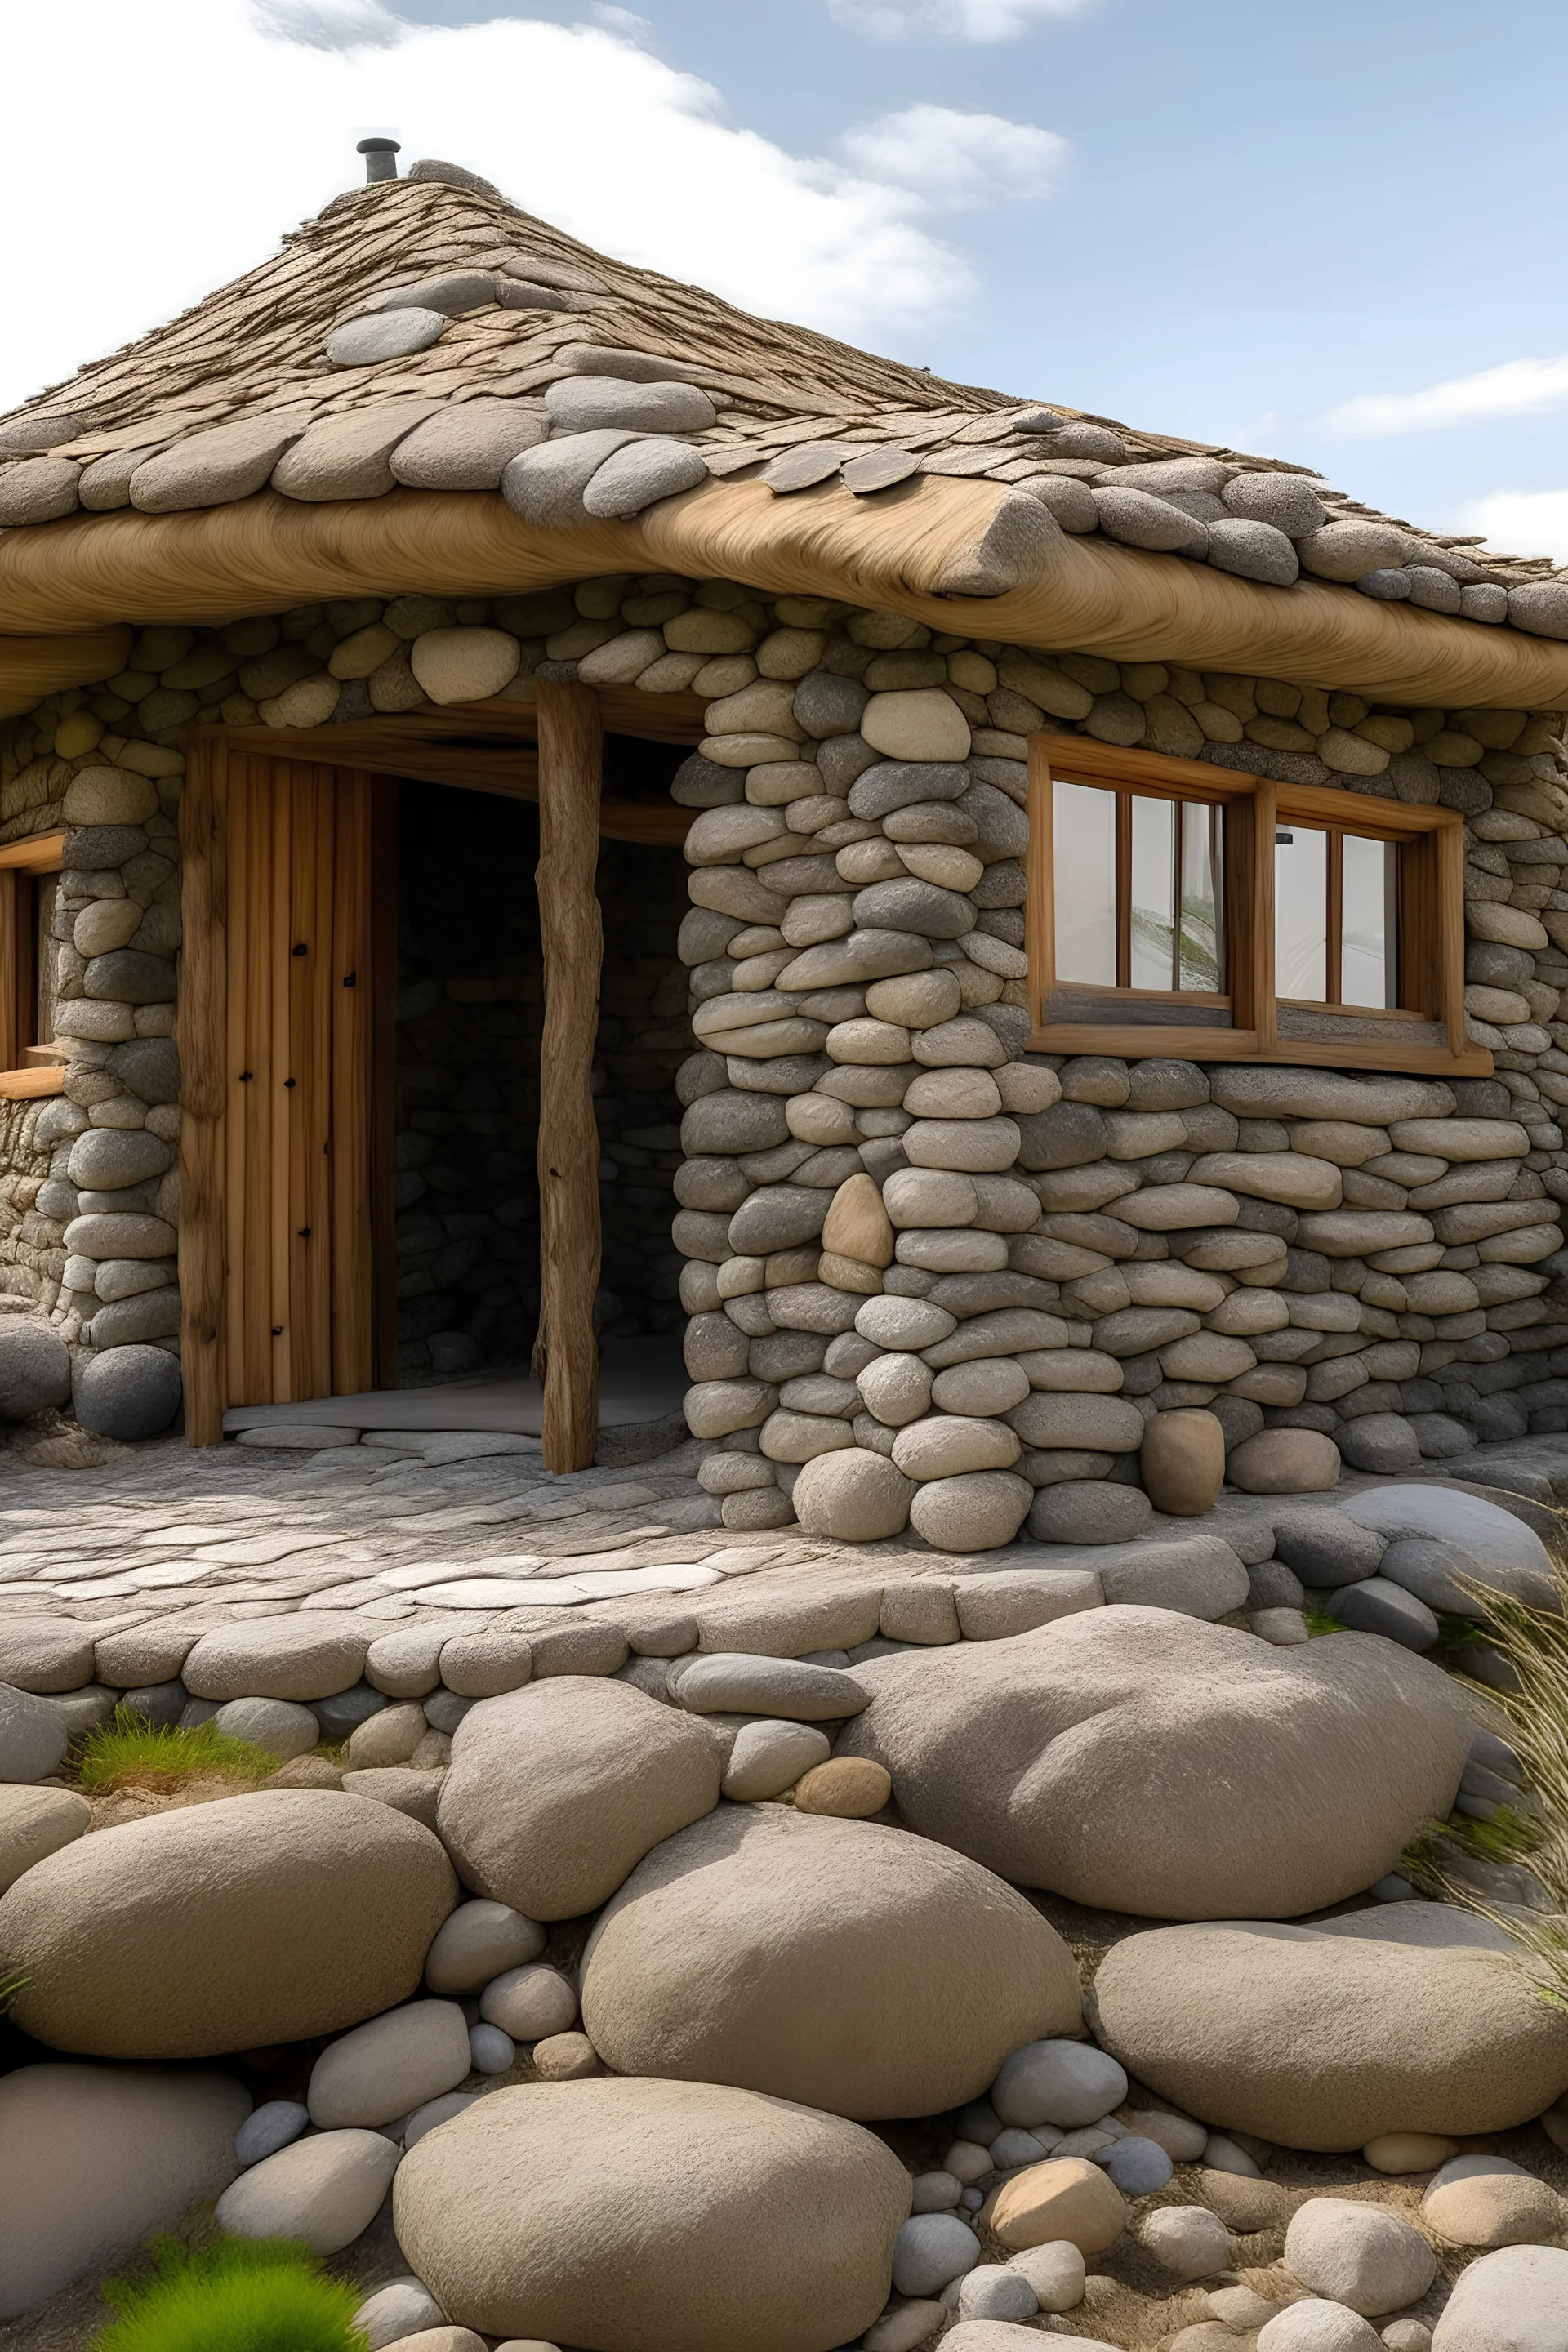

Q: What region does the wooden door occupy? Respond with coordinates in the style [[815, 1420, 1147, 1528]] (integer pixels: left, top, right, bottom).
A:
[[180, 743, 396, 1441]]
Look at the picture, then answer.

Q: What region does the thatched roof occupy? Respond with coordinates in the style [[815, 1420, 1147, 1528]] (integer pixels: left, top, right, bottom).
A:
[[0, 163, 1566, 712]]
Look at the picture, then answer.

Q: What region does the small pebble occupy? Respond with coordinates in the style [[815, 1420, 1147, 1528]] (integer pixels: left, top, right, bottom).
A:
[[910, 2170, 962, 2212], [468, 2022, 516, 2075], [956, 2264, 1039, 2322], [891, 2213, 980, 2296], [1104, 2134, 1174, 2196], [1004, 2238, 1085, 2312], [234, 2099, 309, 2168], [532, 2031, 604, 2082]]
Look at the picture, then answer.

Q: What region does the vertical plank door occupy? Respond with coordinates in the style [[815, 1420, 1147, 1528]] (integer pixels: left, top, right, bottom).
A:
[[179, 749, 391, 1437]]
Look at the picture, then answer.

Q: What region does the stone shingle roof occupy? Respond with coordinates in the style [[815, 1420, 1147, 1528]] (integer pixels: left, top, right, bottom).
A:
[[0, 161, 1564, 646]]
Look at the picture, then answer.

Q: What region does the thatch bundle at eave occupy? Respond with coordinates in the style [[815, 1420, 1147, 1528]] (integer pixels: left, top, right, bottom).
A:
[[2, 477, 1568, 720]]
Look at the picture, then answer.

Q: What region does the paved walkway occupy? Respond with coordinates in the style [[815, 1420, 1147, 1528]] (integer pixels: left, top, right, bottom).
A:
[[2, 1422, 1566, 1679]]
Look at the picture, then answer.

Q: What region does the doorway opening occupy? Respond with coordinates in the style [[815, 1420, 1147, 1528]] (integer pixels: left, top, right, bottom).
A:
[[390, 734, 693, 1390]]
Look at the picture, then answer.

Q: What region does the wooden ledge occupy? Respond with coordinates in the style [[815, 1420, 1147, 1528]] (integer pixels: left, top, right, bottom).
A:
[[0, 1066, 66, 1099]]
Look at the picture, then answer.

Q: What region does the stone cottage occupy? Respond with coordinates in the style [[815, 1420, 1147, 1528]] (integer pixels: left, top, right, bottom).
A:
[[3, 145, 1568, 1552]]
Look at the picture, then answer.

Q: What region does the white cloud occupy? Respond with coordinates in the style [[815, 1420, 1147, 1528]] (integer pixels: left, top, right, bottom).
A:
[[254, 0, 403, 47], [839, 104, 1068, 209], [831, 0, 1095, 38], [1460, 490, 1568, 565], [588, 4, 657, 43], [0, 0, 1032, 416], [1325, 353, 1568, 437]]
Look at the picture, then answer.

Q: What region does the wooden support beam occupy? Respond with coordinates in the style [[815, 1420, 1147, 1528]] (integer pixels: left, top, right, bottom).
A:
[[533, 679, 604, 1473], [177, 737, 229, 1445], [0, 870, 20, 1078]]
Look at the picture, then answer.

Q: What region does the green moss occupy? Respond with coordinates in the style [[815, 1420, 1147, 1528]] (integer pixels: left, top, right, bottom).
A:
[[1302, 1608, 1347, 1637], [74, 1708, 276, 1793], [94, 2237, 367, 2352]]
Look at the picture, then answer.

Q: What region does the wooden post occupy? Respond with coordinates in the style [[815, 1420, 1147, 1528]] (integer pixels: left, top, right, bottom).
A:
[[533, 679, 604, 1472], [177, 738, 229, 1444], [0, 870, 20, 1076]]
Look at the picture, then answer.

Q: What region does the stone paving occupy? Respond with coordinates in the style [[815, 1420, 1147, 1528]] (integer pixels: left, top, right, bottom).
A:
[[4, 1424, 1566, 1689]]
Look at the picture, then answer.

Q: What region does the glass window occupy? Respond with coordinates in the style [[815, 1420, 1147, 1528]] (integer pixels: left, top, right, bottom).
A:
[[1341, 832, 1395, 1009], [1054, 782, 1223, 996], [1275, 825, 1327, 1000], [1179, 804, 1222, 991], [1129, 794, 1176, 988], [1054, 779, 1116, 986], [1031, 743, 1472, 1077]]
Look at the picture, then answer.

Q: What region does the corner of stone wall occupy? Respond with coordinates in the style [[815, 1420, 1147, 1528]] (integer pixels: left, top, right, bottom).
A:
[[1, 665, 185, 1413]]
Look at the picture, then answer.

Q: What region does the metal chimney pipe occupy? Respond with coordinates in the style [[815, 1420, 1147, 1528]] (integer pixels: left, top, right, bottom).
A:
[[357, 138, 401, 184]]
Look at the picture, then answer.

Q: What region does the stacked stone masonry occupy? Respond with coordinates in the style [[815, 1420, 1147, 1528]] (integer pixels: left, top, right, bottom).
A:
[[5, 577, 1568, 1547]]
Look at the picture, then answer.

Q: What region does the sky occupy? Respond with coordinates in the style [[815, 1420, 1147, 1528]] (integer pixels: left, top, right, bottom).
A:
[[4, 0, 1568, 558]]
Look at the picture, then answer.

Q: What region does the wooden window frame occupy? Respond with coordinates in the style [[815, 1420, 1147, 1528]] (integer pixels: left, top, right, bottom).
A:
[[1025, 735, 1490, 1077], [0, 830, 68, 1100]]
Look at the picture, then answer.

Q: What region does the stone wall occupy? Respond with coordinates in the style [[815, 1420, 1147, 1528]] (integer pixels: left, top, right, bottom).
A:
[[2, 578, 1566, 1534], [0, 670, 184, 1390]]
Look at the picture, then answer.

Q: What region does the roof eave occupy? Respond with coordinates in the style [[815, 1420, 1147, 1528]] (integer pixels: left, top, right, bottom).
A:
[[1, 478, 1565, 715]]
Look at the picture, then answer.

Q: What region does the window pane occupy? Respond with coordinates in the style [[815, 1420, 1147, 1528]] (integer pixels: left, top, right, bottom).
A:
[[1054, 781, 1116, 986], [1275, 825, 1327, 1000], [1341, 832, 1395, 1008], [1179, 803, 1222, 991], [1129, 794, 1176, 988]]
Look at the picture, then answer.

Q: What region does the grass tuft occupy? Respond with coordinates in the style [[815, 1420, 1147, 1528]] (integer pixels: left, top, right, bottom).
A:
[[1302, 1607, 1347, 1637], [94, 2236, 368, 2352], [74, 1708, 278, 1795], [1401, 1561, 1568, 2008]]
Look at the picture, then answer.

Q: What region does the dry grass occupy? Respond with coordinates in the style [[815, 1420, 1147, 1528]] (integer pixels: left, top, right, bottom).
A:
[[1404, 1560, 1568, 2007], [73, 1711, 279, 1801]]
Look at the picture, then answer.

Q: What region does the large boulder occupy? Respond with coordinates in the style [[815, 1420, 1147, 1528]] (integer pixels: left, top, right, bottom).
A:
[[0, 1680, 69, 1784], [1090, 1904, 1568, 2149], [0, 1321, 70, 1421], [393, 2076, 911, 2352], [437, 1677, 720, 1919], [72, 1342, 182, 1439], [0, 1790, 457, 2059], [580, 1806, 1080, 2120], [1431, 2244, 1568, 2349], [1341, 1483, 1557, 1611], [0, 2063, 250, 2319], [835, 1606, 1471, 1918], [0, 1784, 89, 1894]]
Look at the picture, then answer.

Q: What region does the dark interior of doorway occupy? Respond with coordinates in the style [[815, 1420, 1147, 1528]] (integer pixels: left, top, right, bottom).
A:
[[391, 736, 694, 1388]]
